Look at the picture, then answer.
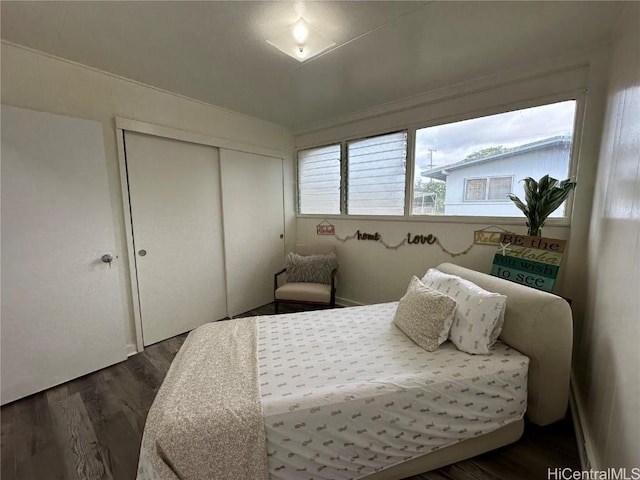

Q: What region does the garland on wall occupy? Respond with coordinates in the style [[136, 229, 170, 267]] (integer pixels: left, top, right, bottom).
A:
[[333, 229, 473, 257], [318, 221, 513, 258]]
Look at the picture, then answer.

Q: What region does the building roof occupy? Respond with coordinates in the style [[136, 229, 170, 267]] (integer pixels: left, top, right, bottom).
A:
[[422, 135, 572, 181]]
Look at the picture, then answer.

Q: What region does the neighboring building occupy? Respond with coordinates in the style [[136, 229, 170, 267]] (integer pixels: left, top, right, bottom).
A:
[[413, 191, 437, 215], [422, 135, 572, 216]]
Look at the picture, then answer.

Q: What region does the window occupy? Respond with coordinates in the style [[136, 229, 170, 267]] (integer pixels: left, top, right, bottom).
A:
[[297, 99, 578, 220], [487, 176, 512, 200], [347, 131, 407, 215], [464, 176, 513, 201], [413, 100, 577, 217], [297, 144, 341, 214], [464, 178, 488, 201]]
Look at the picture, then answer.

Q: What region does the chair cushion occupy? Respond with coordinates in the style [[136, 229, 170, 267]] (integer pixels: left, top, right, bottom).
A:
[[275, 282, 332, 303]]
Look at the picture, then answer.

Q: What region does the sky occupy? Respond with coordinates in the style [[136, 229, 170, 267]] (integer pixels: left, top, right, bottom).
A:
[[414, 100, 577, 174]]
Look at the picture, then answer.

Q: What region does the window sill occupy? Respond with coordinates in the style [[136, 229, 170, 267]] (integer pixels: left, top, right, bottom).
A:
[[295, 213, 571, 227]]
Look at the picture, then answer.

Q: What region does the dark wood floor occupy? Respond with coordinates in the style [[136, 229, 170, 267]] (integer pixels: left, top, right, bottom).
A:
[[1, 302, 581, 480]]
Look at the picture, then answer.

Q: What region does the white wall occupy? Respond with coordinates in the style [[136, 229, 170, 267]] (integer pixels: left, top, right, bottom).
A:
[[295, 56, 608, 316], [574, 4, 639, 469], [297, 218, 569, 306], [1, 41, 295, 353]]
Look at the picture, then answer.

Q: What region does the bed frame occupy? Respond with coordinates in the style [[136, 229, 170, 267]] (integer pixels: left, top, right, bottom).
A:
[[362, 262, 573, 479], [138, 262, 574, 480]]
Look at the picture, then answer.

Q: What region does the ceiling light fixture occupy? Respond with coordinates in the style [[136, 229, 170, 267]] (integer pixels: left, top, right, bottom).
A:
[[266, 16, 335, 62], [292, 18, 309, 44]]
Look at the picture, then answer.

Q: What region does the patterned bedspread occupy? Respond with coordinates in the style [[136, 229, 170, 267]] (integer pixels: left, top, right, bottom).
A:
[[137, 302, 529, 480], [258, 302, 529, 479]]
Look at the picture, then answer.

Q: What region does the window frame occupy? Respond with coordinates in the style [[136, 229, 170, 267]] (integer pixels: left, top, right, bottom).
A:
[[295, 91, 584, 226], [463, 175, 514, 202], [345, 130, 409, 216], [464, 177, 489, 202]]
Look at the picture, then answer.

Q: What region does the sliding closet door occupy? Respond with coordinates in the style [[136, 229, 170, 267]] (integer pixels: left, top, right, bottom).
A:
[[220, 149, 285, 316], [1, 105, 127, 405], [124, 132, 227, 346]]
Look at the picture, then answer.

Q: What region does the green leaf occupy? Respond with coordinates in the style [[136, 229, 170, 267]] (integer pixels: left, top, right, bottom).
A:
[[558, 179, 577, 190], [509, 175, 577, 234], [507, 194, 529, 215], [521, 177, 538, 207], [538, 174, 551, 193], [539, 183, 576, 218]]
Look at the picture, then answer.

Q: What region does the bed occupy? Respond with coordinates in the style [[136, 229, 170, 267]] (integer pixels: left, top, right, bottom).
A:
[[137, 263, 573, 480]]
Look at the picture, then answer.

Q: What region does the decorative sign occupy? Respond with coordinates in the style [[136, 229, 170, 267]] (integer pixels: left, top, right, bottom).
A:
[[474, 226, 515, 246], [317, 224, 335, 235], [490, 233, 567, 292], [356, 230, 380, 241], [474, 230, 504, 246], [316, 220, 335, 236], [407, 233, 436, 245]]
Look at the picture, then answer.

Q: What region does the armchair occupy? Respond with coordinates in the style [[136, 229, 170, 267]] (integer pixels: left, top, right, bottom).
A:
[[274, 244, 338, 313]]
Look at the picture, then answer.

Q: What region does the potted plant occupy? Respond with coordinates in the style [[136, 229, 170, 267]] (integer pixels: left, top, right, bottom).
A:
[[507, 175, 577, 237]]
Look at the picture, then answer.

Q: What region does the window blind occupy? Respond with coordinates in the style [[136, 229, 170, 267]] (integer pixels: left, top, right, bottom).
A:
[[297, 144, 341, 214], [347, 131, 407, 215]]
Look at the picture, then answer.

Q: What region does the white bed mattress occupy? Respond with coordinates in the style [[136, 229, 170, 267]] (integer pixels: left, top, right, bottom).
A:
[[257, 302, 529, 480]]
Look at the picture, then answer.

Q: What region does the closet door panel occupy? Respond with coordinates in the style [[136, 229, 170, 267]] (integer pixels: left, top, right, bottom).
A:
[[221, 149, 285, 316], [125, 132, 227, 346]]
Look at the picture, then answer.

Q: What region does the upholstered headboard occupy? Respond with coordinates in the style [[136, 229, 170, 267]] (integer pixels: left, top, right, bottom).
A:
[[437, 263, 572, 426]]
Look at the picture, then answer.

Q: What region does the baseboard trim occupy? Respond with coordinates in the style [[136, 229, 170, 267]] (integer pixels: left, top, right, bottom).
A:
[[126, 343, 139, 357], [335, 296, 364, 307], [569, 373, 599, 471]]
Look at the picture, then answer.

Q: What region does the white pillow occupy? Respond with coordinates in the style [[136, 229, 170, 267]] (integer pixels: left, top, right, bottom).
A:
[[393, 276, 457, 352], [421, 268, 507, 354]]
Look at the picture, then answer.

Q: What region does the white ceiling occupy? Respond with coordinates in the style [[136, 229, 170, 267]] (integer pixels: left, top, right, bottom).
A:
[[0, 1, 625, 131]]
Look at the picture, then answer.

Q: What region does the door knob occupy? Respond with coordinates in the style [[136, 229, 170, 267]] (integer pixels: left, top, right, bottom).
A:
[[138, 249, 147, 256], [101, 254, 113, 263]]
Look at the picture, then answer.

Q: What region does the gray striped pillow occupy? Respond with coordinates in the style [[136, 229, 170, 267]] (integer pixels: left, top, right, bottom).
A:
[[286, 252, 338, 285]]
